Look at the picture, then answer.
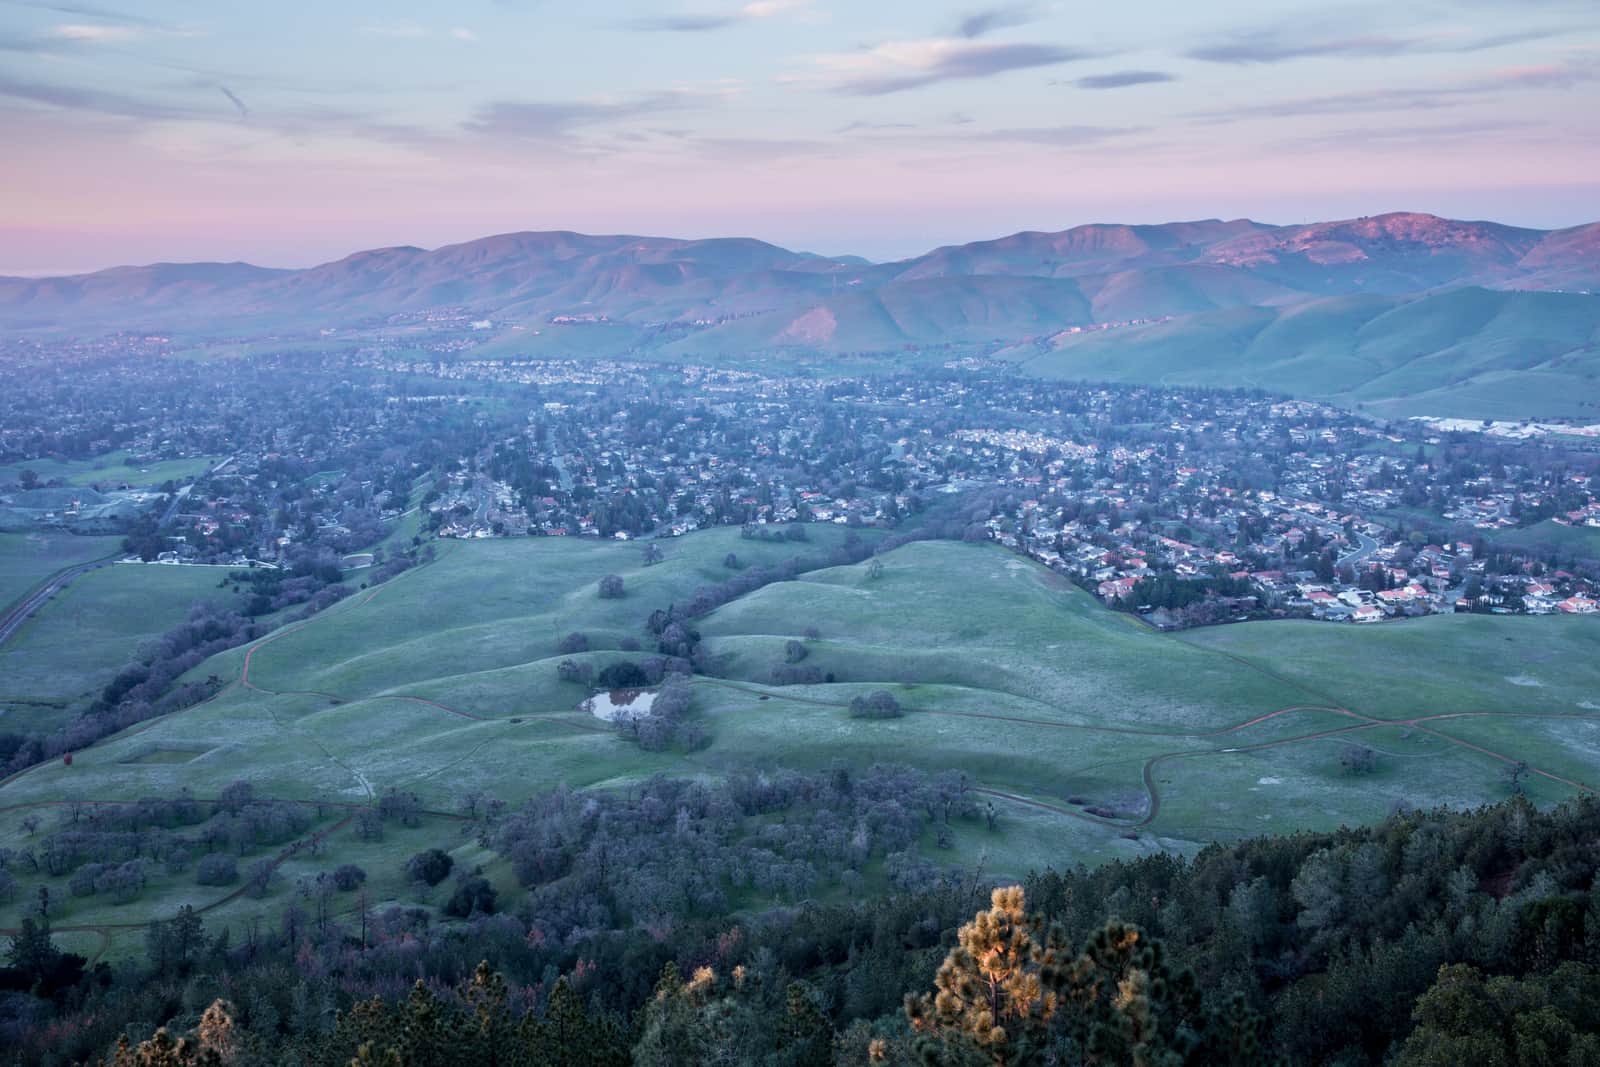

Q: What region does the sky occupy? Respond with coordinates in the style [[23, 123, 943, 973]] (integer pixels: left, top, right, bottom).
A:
[[0, 0, 1597, 274]]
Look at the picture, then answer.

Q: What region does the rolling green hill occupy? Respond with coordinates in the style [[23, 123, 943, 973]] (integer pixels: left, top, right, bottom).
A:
[[1007, 288, 1600, 419], [3, 530, 1596, 959]]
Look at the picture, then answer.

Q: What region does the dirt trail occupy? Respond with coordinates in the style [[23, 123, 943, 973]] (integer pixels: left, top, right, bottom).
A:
[[693, 678, 1597, 830]]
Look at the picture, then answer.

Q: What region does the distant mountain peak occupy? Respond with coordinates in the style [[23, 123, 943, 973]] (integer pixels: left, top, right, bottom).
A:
[[0, 212, 1594, 335]]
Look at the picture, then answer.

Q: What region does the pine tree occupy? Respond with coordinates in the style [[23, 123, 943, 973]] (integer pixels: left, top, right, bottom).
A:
[[777, 981, 834, 1067], [6, 915, 58, 987], [631, 962, 710, 1067], [905, 886, 1063, 1066]]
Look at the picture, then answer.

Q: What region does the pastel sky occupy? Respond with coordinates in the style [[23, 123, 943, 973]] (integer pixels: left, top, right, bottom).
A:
[[1, 0, 1598, 273]]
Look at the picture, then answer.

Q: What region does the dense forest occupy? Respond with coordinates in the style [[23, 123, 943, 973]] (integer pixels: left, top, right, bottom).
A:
[[4, 782, 1598, 1065]]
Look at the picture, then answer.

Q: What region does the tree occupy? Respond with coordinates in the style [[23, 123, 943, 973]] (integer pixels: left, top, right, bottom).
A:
[[905, 886, 1060, 1066], [1393, 963, 1600, 1066], [598, 574, 625, 599], [195, 853, 237, 886], [558, 632, 589, 654], [778, 981, 834, 1067], [244, 858, 276, 898], [404, 848, 454, 887], [6, 915, 58, 984], [1503, 760, 1530, 797], [1340, 744, 1379, 776], [907, 888, 1210, 1067], [784, 639, 809, 664], [868, 558, 885, 580], [444, 876, 496, 917], [557, 659, 595, 686], [333, 863, 367, 891], [850, 691, 903, 719]]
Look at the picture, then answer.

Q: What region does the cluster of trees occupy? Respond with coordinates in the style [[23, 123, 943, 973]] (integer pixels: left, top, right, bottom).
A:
[[6, 788, 1600, 1063], [611, 676, 703, 751], [848, 691, 903, 719], [0, 784, 316, 909], [490, 765, 978, 944]]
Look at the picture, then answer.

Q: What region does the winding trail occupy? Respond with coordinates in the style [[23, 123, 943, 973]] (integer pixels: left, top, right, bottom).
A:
[[692, 677, 1597, 830], [5, 539, 1596, 955]]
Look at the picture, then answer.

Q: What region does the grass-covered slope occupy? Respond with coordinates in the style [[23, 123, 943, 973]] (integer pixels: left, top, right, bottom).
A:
[[2, 531, 1596, 958], [1011, 288, 1600, 419]]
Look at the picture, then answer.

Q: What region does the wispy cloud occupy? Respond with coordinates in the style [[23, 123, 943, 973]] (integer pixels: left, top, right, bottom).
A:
[[218, 84, 248, 119], [1189, 58, 1600, 120], [48, 22, 140, 42], [0, 73, 191, 120], [954, 4, 1038, 39], [801, 39, 1097, 95], [1073, 70, 1175, 89], [12, 2, 162, 27], [631, 0, 813, 32], [464, 87, 733, 139], [970, 124, 1143, 146], [1275, 118, 1540, 152], [1187, 24, 1567, 64], [450, 27, 477, 42]]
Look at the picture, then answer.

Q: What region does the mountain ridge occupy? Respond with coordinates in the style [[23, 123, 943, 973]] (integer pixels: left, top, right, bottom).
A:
[[4, 212, 1598, 419], [5, 212, 1596, 331]]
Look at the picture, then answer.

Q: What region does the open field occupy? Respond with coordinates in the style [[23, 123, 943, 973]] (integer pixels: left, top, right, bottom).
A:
[[1493, 519, 1600, 562], [0, 531, 122, 614], [0, 563, 246, 726], [1, 530, 1595, 959], [0, 451, 220, 489]]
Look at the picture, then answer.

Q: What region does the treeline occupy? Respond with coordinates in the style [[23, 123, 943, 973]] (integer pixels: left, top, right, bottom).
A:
[[0, 783, 323, 909], [0, 601, 265, 777], [6, 790, 1600, 1063]]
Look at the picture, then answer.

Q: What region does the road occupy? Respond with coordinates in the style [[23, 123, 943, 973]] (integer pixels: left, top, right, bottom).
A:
[[0, 556, 115, 648], [1337, 530, 1380, 570], [157, 454, 234, 526]]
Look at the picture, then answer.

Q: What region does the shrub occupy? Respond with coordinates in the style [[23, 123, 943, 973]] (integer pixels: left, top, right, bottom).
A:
[[557, 632, 589, 654], [849, 691, 903, 719], [444, 876, 497, 918], [404, 848, 454, 887], [596, 661, 649, 690], [557, 659, 594, 686], [332, 864, 367, 891], [195, 853, 238, 886], [597, 575, 624, 599]]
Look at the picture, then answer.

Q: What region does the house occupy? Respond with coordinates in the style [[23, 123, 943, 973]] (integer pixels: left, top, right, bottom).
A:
[[1097, 576, 1140, 601], [1558, 596, 1597, 614], [1352, 605, 1384, 624]]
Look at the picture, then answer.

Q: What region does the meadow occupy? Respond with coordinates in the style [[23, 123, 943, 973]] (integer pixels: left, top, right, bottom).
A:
[[0, 563, 247, 728], [2, 529, 1596, 960], [0, 531, 122, 614], [0, 450, 220, 490]]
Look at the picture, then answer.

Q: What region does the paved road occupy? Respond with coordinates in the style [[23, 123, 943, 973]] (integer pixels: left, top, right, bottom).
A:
[[1337, 530, 1380, 570], [0, 557, 115, 648]]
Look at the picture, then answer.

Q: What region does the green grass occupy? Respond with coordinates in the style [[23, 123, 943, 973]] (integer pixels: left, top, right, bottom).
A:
[[0, 564, 246, 730], [2, 530, 1596, 956], [1011, 288, 1600, 420], [1493, 520, 1600, 562], [0, 531, 122, 614], [0, 451, 220, 489]]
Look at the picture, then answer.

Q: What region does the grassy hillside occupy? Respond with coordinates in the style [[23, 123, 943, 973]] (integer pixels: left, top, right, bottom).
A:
[[0, 531, 122, 615], [1009, 288, 1600, 419], [0, 564, 245, 724], [3, 530, 1596, 959]]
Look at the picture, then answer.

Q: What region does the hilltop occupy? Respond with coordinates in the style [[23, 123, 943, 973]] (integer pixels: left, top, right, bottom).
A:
[[4, 212, 1598, 417]]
